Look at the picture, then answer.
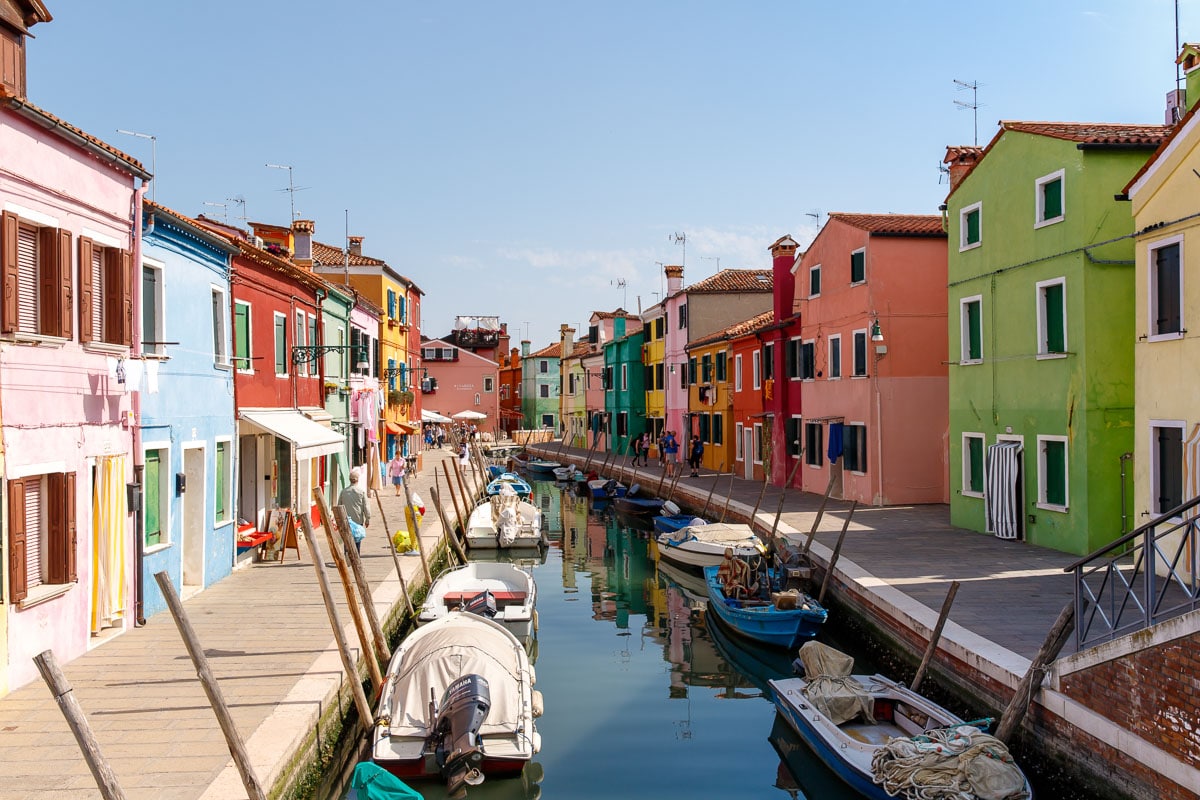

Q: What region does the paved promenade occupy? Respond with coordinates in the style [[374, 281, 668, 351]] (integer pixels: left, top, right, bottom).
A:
[[0, 439, 1082, 800]]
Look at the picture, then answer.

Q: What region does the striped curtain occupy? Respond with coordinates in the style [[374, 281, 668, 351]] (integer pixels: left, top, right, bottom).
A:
[[91, 455, 128, 634], [985, 442, 1023, 540]]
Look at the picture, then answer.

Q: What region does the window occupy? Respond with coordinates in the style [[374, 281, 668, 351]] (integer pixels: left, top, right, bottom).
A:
[[142, 261, 165, 356], [144, 447, 169, 547], [654, 317, 664, 339], [735, 422, 744, 460], [679, 303, 688, 329], [852, 330, 868, 377], [1037, 278, 1067, 356], [539, 360, 549, 374], [6, 471, 77, 602], [687, 358, 696, 386], [753, 423, 764, 464], [716, 351, 727, 382], [386, 289, 396, 320], [828, 334, 841, 379], [387, 358, 396, 390], [215, 439, 232, 524], [273, 312, 288, 376], [620, 364, 628, 390], [397, 294, 406, 324], [211, 288, 228, 366], [844, 424, 868, 473], [786, 416, 802, 457], [960, 202, 982, 250], [850, 249, 865, 284], [1037, 435, 1068, 510], [539, 384, 550, 398], [233, 301, 251, 371], [308, 314, 317, 373], [698, 414, 710, 443], [734, 354, 743, 391], [805, 423, 823, 466], [604, 366, 614, 390], [295, 310, 307, 376], [712, 414, 723, 445], [1, 213, 78, 340], [484, 376, 494, 392], [701, 354, 713, 383], [962, 433, 985, 497], [1035, 170, 1065, 227], [960, 295, 983, 363], [809, 265, 821, 297], [1151, 422, 1184, 516], [588, 325, 599, 344], [752, 350, 761, 389], [616, 412, 628, 437], [1148, 238, 1183, 339], [541, 414, 554, 428], [655, 363, 663, 390], [763, 342, 774, 381]]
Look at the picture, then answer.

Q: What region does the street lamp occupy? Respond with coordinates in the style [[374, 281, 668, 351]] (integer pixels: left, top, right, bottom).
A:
[[117, 129, 156, 202]]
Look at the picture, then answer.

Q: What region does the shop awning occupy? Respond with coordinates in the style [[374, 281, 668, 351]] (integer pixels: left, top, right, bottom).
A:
[[422, 409, 453, 423], [387, 421, 418, 435], [240, 410, 344, 460]]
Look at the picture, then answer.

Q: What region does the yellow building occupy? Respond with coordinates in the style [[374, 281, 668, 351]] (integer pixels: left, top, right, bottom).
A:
[[1125, 46, 1200, 574], [641, 305, 667, 453], [683, 326, 735, 475]]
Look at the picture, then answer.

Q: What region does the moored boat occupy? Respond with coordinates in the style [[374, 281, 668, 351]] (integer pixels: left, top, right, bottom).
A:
[[372, 613, 542, 795], [656, 522, 766, 570], [612, 496, 665, 517], [704, 564, 826, 649], [770, 642, 1032, 800], [417, 561, 537, 646], [652, 513, 708, 535], [466, 487, 546, 550], [587, 478, 626, 499], [524, 459, 561, 475], [551, 465, 576, 481], [485, 472, 532, 499]]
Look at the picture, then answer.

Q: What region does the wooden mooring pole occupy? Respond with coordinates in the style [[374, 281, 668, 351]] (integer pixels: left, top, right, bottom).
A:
[[401, 472, 434, 585], [699, 462, 725, 518], [801, 470, 838, 559], [373, 490, 415, 618], [441, 462, 468, 536], [910, 580, 960, 694], [817, 501, 857, 604], [431, 485, 470, 564], [768, 458, 805, 545], [33, 650, 129, 800], [152, 572, 267, 800], [719, 468, 737, 523], [994, 600, 1075, 744], [333, 504, 392, 668]]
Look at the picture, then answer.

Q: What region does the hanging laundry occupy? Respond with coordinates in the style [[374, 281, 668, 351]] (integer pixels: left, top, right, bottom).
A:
[[827, 422, 844, 464]]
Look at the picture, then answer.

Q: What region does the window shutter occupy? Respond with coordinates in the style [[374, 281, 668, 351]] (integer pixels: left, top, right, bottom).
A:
[[54, 229, 72, 339], [64, 472, 76, 582], [969, 437, 984, 493], [38, 227, 59, 336], [966, 302, 982, 360], [46, 472, 67, 584], [1044, 441, 1066, 506], [1, 211, 16, 333], [103, 247, 124, 344], [1042, 180, 1062, 220], [234, 303, 249, 368], [1155, 244, 1181, 335], [1044, 284, 1065, 353], [119, 250, 132, 346], [7, 478, 26, 601], [78, 237, 94, 343], [850, 251, 865, 283], [966, 210, 980, 244]]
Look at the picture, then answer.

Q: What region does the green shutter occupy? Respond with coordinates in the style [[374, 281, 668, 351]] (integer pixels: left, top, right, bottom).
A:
[[966, 301, 982, 360], [274, 316, 286, 373], [850, 251, 865, 283], [1044, 440, 1066, 506], [145, 450, 161, 546], [215, 442, 227, 521], [1043, 283, 1065, 353], [388, 358, 396, 390], [1042, 178, 1062, 221], [968, 437, 983, 493], [965, 209, 980, 245], [233, 303, 249, 369]]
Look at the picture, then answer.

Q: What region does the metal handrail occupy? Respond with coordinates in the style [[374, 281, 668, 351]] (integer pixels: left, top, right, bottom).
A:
[[1064, 495, 1200, 648]]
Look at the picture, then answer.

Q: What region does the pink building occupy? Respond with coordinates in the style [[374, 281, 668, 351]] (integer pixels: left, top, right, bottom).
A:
[[420, 337, 500, 436], [792, 214, 948, 506], [0, 8, 151, 694]]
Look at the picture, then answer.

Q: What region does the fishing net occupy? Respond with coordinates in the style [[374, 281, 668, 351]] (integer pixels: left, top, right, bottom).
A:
[[870, 726, 1029, 800]]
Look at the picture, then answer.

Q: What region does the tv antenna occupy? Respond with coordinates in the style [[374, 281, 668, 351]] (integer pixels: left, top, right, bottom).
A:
[[953, 79, 981, 147], [265, 163, 309, 221], [116, 129, 156, 202], [669, 231, 687, 266], [655, 261, 666, 300], [202, 201, 228, 223], [805, 210, 822, 228], [226, 195, 248, 223], [611, 278, 627, 309], [700, 256, 720, 274], [522, 321, 532, 341]]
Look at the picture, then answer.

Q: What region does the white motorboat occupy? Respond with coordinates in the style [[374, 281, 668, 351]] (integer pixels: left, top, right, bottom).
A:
[[372, 613, 542, 794], [417, 561, 537, 645], [465, 485, 545, 550], [656, 522, 765, 570]]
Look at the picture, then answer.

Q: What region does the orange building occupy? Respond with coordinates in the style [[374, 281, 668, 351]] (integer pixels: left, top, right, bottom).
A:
[[727, 312, 777, 481]]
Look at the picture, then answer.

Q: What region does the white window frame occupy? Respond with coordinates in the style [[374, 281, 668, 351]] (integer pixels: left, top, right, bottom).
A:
[[141, 257, 166, 357], [959, 202, 982, 251], [621, 363, 628, 391], [788, 414, 803, 459], [307, 313, 318, 378], [273, 311, 289, 377], [1035, 277, 1068, 359], [827, 333, 842, 380], [802, 338, 816, 381], [851, 328, 868, 378], [483, 376, 495, 393], [143, 440, 172, 555], [539, 384, 550, 398], [234, 300, 253, 374], [214, 435, 234, 527], [1036, 434, 1069, 512], [211, 286, 229, 368], [809, 265, 822, 298], [961, 432, 985, 498], [960, 294, 983, 365], [752, 350, 761, 390], [734, 354, 743, 392], [845, 421, 868, 474], [735, 422, 744, 460], [752, 423, 763, 464], [850, 247, 866, 285], [1034, 169, 1065, 229], [294, 310, 307, 376], [1147, 234, 1185, 342], [1150, 419, 1187, 519]]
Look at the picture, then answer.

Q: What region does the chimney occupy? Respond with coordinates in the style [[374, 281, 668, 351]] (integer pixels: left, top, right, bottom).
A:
[[521, 340, 531, 357], [498, 322, 510, 354], [559, 325, 575, 358], [613, 316, 626, 339], [348, 236, 364, 256], [291, 219, 315, 268], [1177, 43, 1200, 116], [665, 265, 684, 295], [769, 236, 799, 324], [944, 146, 982, 194]]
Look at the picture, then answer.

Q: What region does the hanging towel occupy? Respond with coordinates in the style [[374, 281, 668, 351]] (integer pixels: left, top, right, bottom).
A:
[[145, 360, 159, 394], [827, 422, 844, 464]]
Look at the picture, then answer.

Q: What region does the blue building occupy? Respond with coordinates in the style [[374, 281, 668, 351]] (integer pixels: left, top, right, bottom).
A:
[[139, 202, 239, 618]]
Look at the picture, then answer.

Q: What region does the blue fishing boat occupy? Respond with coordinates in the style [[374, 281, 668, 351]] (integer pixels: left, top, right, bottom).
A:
[[703, 565, 827, 649], [613, 495, 665, 517], [524, 459, 561, 475], [485, 472, 532, 499], [652, 513, 708, 535]]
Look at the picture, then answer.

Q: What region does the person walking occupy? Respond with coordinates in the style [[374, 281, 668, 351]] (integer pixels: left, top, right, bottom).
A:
[[639, 432, 650, 468], [663, 430, 679, 478], [688, 435, 704, 478], [630, 436, 641, 467], [388, 453, 406, 496], [338, 468, 371, 553], [459, 441, 471, 471]]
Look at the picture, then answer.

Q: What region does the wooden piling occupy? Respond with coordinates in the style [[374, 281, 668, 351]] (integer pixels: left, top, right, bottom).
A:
[[817, 501, 857, 603], [151, 572, 267, 800], [297, 515, 376, 728], [373, 490, 415, 618], [995, 601, 1075, 744], [441, 462, 467, 535], [720, 469, 737, 523], [431, 485, 470, 564], [699, 462, 725, 518], [910, 580, 960, 694], [768, 458, 804, 544], [34, 650, 130, 800], [801, 470, 838, 558], [749, 476, 770, 530], [333, 504, 392, 669], [452, 458, 473, 509], [401, 471, 434, 585]]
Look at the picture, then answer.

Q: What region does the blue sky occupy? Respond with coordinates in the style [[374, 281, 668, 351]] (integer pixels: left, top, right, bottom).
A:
[[27, 1, 1196, 348]]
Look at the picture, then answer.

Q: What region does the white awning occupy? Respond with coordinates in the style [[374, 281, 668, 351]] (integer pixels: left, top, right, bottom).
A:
[[422, 409, 453, 423], [240, 410, 344, 460]]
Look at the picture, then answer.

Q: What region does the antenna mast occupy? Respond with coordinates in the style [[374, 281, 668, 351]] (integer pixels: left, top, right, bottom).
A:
[[344, 209, 350, 285], [670, 231, 687, 267], [953, 79, 980, 147], [611, 278, 627, 309]]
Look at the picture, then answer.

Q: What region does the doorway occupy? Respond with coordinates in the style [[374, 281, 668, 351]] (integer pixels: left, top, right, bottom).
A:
[[182, 445, 205, 591], [238, 435, 260, 529], [986, 439, 1025, 540], [743, 428, 755, 479]]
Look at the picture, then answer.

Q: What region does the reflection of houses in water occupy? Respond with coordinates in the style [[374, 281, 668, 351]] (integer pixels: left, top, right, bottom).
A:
[[530, 481, 562, 539]]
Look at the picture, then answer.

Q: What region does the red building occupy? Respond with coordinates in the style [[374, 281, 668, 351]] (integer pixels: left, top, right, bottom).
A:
[[763, 235, 805, 487], [728, 312, 777, 481]]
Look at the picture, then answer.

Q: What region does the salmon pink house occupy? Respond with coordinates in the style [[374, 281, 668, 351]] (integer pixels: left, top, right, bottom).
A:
[[0, 1, 152, 694]]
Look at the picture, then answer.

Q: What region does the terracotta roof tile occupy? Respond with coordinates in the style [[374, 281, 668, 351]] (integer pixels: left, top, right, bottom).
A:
[[529, 343, 560, 359], [999, 121, 1171, 146], [312, 240, 387, 267], [591, 308, 639, 320], [1124, 100, 1200, 195], [687, 311, 775, 349], [687, 269, 772, 294], [828, 213, 946, 237], [3, 96, 149, 178]]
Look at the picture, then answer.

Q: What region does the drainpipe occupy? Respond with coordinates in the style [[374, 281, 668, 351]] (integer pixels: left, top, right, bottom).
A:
[[1119, 452, 1133, 534], [132, 185, 147, 626]]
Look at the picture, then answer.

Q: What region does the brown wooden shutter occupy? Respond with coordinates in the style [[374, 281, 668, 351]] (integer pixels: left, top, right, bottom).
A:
[[78, 237, 94, 344], [7, 478, 26, 602], [56, 228, 71, 339], [64, 471, 77, 583], [104, 248, 132, 346], [38, 227, 58, 336], [46, 472, 66, 585], [121, 250, 132, 346], [1, 212, 16, 334]]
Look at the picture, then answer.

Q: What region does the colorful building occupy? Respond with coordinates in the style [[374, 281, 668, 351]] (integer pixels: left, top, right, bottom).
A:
[[729, 312, 776, 481], [604, 322, 645, 458], [522, 341, 560, 431], [640, 304, 667, 454], [793, 213, 949, 506], [419, 337, 500, 433], [497, 346, 524, 437], [558, 327, 591, 448], [945, 120, 1168, 555], [764, 236, 804, 488]]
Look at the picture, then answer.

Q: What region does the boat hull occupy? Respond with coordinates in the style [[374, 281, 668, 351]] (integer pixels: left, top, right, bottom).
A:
[[652, 514, 706, 535], [704, 566, 826, 649], [417, 562, 537, 645], [613, 497, 664, 516]]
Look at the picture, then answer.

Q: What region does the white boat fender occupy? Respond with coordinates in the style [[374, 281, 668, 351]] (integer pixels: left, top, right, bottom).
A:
[[531, 689, 544, 718], [662, 500, 680, 516], [531, 730, 542, 754]]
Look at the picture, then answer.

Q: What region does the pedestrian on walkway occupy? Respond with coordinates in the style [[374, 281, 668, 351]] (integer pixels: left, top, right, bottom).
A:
[[338, 468, 370, 553], [658, 431, 667, 467], [459, 441, 471, 471], [629, 436, 641, 466], [663, 430, 679, 478], [639, 432, 650, 467], [688, 435, 704, 477], [388, 453, 406, 496]]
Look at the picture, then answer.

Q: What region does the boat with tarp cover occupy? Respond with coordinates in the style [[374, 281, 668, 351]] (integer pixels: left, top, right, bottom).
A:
[[656, 522, 766, 570]]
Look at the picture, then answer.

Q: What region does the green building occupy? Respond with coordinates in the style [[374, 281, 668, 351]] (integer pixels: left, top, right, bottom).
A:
[[522, 341, 561, 431], [604, 324, 646, 458], [944, 121, 1168, 555]]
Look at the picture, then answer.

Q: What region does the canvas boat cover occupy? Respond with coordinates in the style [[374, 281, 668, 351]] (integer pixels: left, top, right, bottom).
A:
[[664, 522, 761, 548], [798, 641, 875, 726], [386, 614, 528, 738]]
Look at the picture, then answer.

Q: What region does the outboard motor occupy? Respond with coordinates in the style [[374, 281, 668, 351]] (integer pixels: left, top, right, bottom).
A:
[[603, 478, 619, 497], [431, 674, 491, 797], [462, 590, 498, 619]]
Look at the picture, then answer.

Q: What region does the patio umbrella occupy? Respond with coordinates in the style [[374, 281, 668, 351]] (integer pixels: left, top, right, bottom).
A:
[[421, 409, 453, 423], [453, 410, 488, 420]]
